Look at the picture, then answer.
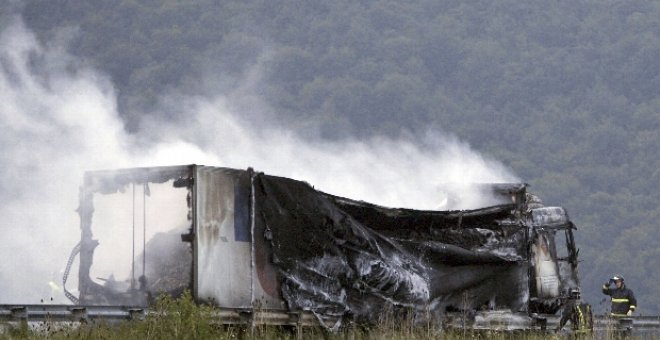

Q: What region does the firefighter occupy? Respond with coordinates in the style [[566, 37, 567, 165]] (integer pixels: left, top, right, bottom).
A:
[[556, 288, 593, 334], [602, 275, 637, 317]]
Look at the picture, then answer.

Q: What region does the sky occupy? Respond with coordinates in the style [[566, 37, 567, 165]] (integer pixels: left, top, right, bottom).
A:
[[0, 17, 518, 304]]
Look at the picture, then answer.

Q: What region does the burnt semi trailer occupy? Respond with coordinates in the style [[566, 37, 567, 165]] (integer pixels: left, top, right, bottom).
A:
[[63, 164, 580, 328]]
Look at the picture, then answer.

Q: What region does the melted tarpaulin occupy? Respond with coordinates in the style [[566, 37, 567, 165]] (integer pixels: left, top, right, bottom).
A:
[[254, 174, 531, 327]]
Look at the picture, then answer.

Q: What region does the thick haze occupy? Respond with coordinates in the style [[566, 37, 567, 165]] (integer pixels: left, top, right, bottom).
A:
[[0, 19, 517, 303], [3, 0, 656, 314]]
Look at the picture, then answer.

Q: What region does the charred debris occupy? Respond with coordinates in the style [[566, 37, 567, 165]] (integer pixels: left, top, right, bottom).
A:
[[63, 164, 581, 329]]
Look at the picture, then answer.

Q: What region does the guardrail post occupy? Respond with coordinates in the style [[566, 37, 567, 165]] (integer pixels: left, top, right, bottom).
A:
[[128, 308, 145, 321], [10, 306, 27, 320], [70, 307, 88, 322], [294, 312, 302, 340], [618, 317, 633, 336]]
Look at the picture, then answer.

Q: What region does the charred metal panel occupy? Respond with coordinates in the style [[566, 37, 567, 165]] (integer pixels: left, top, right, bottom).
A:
[[193, 166, 283, 309], [194, 166, 252, 308], [253, 174, 532, 327], [530, 207, 570, 228], [531, 231, 560, 299]]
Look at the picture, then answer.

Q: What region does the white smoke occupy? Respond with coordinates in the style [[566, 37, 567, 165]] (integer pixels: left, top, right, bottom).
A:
[[0, 18, 517, 304], [140, 91, 518, 210]]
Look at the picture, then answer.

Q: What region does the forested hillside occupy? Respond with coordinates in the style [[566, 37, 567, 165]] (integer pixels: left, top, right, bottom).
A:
[[4, 0, 660, 313]]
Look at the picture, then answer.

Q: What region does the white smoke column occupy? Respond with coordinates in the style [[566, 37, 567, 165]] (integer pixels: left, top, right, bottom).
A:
[[0, 19, 213, 303], [143, 95, 519, 210], [0, 18, 517, 304], [0, 19, 126, 303]]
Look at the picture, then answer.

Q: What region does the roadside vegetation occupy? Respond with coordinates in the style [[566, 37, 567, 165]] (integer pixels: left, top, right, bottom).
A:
[[0, 293, 606, 340]]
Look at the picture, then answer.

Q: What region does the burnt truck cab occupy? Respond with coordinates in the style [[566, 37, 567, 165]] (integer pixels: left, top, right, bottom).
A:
[[467, 185, 581, 316], [526, 205, 580, 314], [63, 165, 581, 329]]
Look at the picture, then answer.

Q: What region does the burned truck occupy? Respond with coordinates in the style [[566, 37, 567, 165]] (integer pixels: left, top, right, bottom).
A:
[[62, 164, 581, 328]]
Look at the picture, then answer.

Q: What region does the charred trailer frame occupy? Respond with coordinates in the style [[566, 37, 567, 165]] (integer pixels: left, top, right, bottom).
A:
[[67, 165, 287, 310], [65, 165, 581, 328]]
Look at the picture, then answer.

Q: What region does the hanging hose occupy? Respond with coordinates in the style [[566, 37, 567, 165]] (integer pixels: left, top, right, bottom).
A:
[[62, 242, 81, 304], [131, 183, 136, 289], [142, 183, 147, 278]]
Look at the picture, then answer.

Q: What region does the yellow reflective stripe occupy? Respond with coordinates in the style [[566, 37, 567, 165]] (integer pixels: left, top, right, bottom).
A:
[[611, 313, 627, 317], [577, 306, 586, 330], [577, 307, 584, 323], [611, 298, 629, 303], [630, 305, 636, 309]]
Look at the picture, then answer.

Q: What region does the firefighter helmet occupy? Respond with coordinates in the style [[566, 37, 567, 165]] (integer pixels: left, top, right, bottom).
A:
[[612, 274, 624, 282]]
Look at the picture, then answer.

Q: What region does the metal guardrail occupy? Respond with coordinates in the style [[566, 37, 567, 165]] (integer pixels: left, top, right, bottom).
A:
[[440, 311, 660, 335], [0, 304, 337, 328], [0, 305, 146, 323], [591, 315, 660, 337], [1, 305, 658, 335]]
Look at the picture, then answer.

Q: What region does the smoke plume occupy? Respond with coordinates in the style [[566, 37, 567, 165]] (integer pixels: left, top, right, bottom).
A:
[[0, 18, 517, 303]]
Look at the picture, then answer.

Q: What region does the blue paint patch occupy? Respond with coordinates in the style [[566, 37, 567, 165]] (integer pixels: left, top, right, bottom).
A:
[[234, 180, 251, 242]]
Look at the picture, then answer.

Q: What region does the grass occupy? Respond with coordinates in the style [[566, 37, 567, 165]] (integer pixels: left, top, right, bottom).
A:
[[0, 293, 619, 339]]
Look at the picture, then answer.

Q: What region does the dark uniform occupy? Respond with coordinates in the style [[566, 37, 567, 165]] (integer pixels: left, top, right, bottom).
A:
[[556, 289, 593, 334], [602, 278, 637, 316]]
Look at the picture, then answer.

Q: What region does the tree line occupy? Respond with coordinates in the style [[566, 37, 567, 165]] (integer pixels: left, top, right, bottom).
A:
[[10, 0, 660, 313]]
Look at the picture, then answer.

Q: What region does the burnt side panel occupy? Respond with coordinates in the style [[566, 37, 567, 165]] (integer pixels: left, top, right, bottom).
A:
[[253, 173, 529, 326]]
